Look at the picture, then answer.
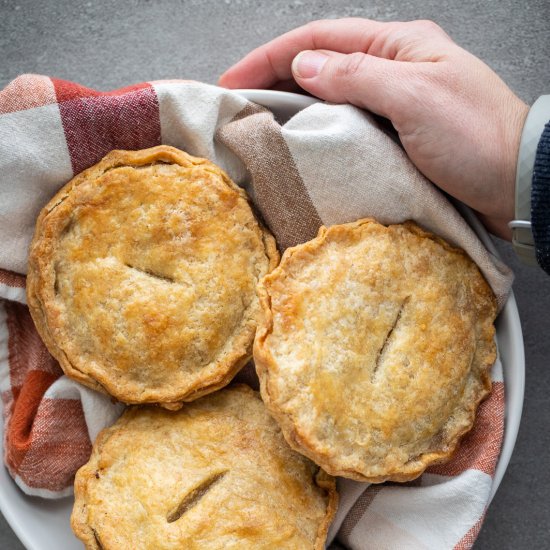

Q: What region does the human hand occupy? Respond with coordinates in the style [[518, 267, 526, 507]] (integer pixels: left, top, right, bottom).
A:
[[219, 18, 529, 239]]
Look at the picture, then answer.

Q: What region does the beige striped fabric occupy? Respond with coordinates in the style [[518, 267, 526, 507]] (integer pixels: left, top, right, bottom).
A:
[[218, 106, 323, 250], [218, 101, 513, 309]]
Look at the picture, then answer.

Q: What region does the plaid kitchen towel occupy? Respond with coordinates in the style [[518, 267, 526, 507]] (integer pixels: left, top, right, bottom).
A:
[[0, 74, 512, 549]]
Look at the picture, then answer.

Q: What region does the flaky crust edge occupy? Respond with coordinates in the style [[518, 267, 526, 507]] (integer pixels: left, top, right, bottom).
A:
[[26, 146, 280, 409], [254, 218, 497, 483], [70, 385, 338, 550]]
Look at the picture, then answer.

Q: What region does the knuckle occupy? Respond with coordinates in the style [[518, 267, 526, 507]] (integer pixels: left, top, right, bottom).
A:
[[415, 19, 447, 36], [302, 19, 331, 45], [417, 19, 441, 31], [303, 19, 329, 34], [335, 52, 368, 81]]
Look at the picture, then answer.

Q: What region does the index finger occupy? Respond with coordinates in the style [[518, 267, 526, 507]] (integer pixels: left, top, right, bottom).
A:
[[218, 18, 388, 89]]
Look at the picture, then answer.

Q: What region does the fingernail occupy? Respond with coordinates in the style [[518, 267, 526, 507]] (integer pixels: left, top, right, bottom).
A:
[[292, 51, 329, 79]]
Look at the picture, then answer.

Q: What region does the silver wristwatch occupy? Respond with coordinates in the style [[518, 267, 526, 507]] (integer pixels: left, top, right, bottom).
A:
[[509, 95, 550, 265]]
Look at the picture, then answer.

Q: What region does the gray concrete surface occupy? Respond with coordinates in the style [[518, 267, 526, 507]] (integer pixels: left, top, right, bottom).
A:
[[1, 0, 549, 548]]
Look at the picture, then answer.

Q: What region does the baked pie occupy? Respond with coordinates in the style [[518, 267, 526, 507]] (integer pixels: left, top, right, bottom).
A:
[[27, 146, 278, 408], [71, 385, 337, 549], [254, 218, 497, 483]]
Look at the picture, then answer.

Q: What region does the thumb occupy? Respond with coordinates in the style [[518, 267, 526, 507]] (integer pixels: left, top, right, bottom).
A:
[[291, 49, 414, 119]]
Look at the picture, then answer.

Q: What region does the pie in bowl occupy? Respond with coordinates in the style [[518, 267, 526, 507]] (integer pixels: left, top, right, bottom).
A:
[[27, 146, 278, 408], [71, 385, 337, 549], [254, 218, 497, 482]]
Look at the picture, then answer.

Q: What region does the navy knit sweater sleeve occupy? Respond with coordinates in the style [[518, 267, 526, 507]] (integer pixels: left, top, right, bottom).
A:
[[531, 121, 550, 274]]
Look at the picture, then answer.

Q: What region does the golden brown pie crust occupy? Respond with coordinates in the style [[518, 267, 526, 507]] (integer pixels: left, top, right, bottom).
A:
[[71, 385, 337, 550], [27, 146, 279, 408], [254, 219, 497, 483]]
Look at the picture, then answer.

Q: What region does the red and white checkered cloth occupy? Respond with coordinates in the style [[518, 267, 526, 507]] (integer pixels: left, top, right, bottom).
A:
[[0, 74, 512, 549]]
